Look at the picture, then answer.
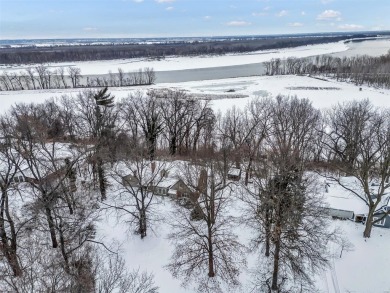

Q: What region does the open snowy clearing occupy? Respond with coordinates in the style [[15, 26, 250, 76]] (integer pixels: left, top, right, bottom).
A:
[[1, 75, 389, 114], [96, 183, 390, 293], [0, 41, 348, 74]]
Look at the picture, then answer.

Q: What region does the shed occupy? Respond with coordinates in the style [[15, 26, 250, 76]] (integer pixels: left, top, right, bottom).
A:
[[228, 168, 241, 181]]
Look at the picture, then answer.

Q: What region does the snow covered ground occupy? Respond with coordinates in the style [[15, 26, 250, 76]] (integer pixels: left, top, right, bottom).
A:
[[0, 41, 348, 74], [2, 75, 389, 114], [95, 175, 390, 293]]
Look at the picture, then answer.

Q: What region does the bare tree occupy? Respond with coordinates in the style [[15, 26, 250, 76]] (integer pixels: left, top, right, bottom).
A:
[[68, 66, 82, 88], [107, 153, 167, 239], [96, 254, 159, 293], [118, 67, 125, 87], [0, 117, 24, 277], [158, 90, 198, 156], [57, 67, 68, 88], [26, 67, 37, 89], [122, 91, 164, 160], [35, 65, 49, 89], [74, 88, 117, 200], [166, 158, 246, 293], [10, 104, 85, 248], [241, 95, 336, 292], [144, 67, 156, 85], [322, 99, 390, 238]]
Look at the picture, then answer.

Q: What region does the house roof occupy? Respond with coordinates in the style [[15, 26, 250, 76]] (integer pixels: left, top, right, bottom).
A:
[[0, 142, 87, 182], [228, 168, 241, 176], [117, 160, 182, 188], [325, 193, 368, 215], [323, 178, 368, 215], [156, 178, 179, 189]]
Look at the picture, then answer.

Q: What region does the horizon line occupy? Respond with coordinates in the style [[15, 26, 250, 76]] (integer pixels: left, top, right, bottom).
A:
[[1, 30, 389, 42]]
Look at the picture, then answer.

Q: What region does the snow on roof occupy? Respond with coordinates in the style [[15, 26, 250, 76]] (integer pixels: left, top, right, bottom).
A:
[[115, 160, 186, 188], [325, 194, 367, 215], [0, 142, 83, 180], [228, 167, 241, 176], [324, 178, 368, 215], [167, 189, 176, 195], [157, 178, 179, 189]]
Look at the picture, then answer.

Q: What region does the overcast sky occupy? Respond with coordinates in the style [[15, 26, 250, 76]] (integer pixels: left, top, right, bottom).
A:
[[0, 0, 389, 39]]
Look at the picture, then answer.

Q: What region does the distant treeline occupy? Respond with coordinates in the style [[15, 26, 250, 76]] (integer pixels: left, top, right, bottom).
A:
[[264, 51, 390, 88], [0, 34, 375, 64]]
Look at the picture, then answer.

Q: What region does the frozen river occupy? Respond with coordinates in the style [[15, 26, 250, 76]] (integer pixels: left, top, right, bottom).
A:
[[153, 38, 390, 83], [331, 37, 390, 58], [1, 38, 389, 84]]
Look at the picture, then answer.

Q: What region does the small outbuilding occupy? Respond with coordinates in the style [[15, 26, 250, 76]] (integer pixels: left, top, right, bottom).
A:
[[228, 168, 241, 181]]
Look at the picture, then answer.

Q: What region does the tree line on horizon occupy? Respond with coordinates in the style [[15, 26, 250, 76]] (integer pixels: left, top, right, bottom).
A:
[[0, 34, 366, 64]]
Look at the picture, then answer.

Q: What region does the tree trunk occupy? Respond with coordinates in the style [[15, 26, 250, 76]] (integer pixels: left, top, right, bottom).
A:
[[45, 207, 58, 248], [363, 208, 375, 238], [140, 210, 147, 239], [265, 222, 271, 257], [170, 136, 177, 156], [59, 220, 70, 274], [63, 191, 74, 215], [1, 190, 23, 277], [207, 226, 215, 277], [245, 157, 253, 186], [97, 157, 106, 201], [148, 135, 156, 161], [271, 237, 281, 291], [4, 191, 22, 276]]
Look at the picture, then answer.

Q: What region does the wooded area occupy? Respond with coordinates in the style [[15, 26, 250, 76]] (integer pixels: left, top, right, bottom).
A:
[[1, 87, 389, 292], [265, 51, 390, 88], [0, 33, 376, 64]]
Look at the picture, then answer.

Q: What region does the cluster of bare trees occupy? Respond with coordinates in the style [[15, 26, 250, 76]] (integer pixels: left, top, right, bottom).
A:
[[1, 86, 390, 292], [322, 99, 390, 238], [0, 66, 156, 91], [86, 67, 156, 88], [0, 91, 158, 292], [0, 65, 81, 90], [118, 89, 216, 159], [238, 96, 337, 292], [265, 50, 390, 88]]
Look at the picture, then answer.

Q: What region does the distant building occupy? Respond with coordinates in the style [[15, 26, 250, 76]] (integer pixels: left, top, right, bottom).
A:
[[227, 167, 241, 181]]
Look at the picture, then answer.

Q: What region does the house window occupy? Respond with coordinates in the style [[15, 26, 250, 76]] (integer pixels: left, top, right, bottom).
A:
[[373, 217, 386, 226], [13, 176, 24, 183]]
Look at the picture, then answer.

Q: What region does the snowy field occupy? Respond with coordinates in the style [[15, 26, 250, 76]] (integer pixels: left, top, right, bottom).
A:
[[1, 75, 390, 114], [0, 41, 349, 74]]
